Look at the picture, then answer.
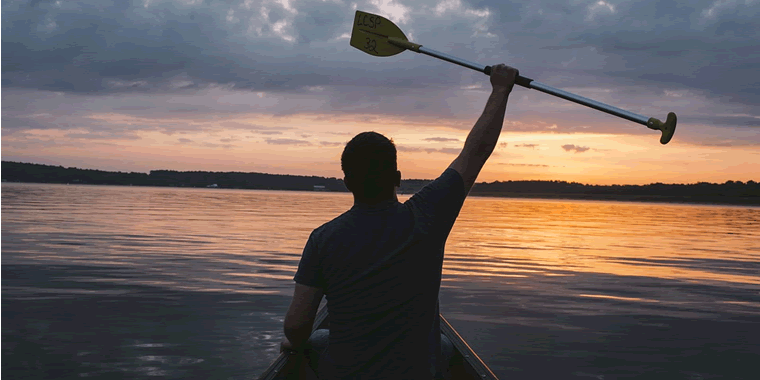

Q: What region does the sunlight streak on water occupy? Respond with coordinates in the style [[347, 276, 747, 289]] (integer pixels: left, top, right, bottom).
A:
[[447, 197, 760, 288]]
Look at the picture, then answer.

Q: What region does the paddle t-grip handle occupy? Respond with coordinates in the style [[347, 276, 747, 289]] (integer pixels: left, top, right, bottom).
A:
[[484, 65, 533, 88], [647, 112, 678, 145]]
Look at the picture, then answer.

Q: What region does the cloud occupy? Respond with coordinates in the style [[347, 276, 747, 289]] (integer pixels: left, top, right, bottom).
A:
[[682, 113, 760, 128], [438, 147, 461, 155], [264, 138, 312, 146], [2, 0, 759, 149], [201, 142, 234, 149], [498, 163, 551, 167], [514, 143, 539, 149], [586, 0, 617, 21], [64, 130, 141, 140], [397, 146, 460, 155], [319, 141, 343, 147], [255, 130, 283, 135], [3, 0, 748, 103], [424, 137, 460, 142], [561, 144, 591, 153]]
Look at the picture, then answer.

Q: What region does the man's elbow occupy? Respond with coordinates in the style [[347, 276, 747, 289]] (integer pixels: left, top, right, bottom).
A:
[[284, 318, 309, 334], [285, 312, 306, 329], [284, 314, 314, 341], [283, 325, 298, 342]]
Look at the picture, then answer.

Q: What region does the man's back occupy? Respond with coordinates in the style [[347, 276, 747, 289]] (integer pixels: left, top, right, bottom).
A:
[[282, 64, 517, 379], [294, 169, 466, 379]]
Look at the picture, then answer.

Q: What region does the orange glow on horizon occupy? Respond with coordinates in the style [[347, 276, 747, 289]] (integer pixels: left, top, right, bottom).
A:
[[2, 112, 758, 185]]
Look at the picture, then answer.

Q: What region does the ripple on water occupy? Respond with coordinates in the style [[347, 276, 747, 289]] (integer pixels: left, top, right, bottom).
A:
[[3, 184, 759, 379]]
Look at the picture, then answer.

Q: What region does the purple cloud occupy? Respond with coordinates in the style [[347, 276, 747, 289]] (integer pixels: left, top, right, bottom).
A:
[[397, 146, 460, 155], [561, 144, 590, 153], [424, 137, 460, 142], [265, 138, 311, 146]]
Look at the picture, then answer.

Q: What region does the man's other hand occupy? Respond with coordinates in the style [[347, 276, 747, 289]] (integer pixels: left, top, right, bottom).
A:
[[489, 64, 518, 93]]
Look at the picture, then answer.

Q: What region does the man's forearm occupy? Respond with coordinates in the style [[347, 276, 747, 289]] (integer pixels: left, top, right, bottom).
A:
[[462, 88, 510, 159], [284, 324, 312, 350]]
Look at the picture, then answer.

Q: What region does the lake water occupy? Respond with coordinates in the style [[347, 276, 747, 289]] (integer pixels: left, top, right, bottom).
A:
[[2, 182, 759, 380]]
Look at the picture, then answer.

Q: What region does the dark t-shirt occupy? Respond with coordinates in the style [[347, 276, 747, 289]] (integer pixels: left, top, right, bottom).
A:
[[294, 168, 466, 380]]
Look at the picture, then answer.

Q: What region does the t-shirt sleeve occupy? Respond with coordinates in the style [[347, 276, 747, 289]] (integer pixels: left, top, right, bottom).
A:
[[405, 168, 467, 235], [293, 230, 325, 289]]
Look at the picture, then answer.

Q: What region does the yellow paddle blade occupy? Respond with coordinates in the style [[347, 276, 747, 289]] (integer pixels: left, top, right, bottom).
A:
[[350, 10, 408, 57]]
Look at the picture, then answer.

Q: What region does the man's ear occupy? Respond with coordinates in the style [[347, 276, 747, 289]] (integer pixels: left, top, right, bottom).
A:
[[394, 170, 401, 187]]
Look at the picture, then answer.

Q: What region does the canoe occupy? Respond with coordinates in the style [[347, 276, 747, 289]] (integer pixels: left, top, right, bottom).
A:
[[257, 307, 499, 380]]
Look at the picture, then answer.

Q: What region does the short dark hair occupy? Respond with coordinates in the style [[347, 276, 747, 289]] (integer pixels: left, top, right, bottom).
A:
[[341, 131, 398, 199]]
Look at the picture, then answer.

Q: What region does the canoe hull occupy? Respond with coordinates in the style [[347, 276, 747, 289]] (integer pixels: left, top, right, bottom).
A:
[[257, 308, 498, 380]]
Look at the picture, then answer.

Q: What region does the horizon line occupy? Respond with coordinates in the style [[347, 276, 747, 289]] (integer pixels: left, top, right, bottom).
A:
[[3, 160, 757, 187]]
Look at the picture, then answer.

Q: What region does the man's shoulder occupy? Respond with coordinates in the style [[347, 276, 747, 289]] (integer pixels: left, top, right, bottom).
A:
[[309, 209, 355, 242], [403, 168, 465, 207], [401, 168, 466, 234]]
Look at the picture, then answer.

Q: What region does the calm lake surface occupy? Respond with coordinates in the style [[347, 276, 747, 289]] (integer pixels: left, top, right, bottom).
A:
[[2, 182, 759, 380]]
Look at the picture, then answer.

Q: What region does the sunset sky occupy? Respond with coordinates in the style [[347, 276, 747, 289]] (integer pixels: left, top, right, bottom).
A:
[[2, 0, 758, 185]]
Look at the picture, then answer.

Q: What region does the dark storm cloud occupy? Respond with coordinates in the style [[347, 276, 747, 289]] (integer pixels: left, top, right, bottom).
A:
[[2, 0, 455, 95], [2, 0, 758, 144], [681, 114, 760, 128], [2, 0, 338, 93], [458, 0, 760, 107]]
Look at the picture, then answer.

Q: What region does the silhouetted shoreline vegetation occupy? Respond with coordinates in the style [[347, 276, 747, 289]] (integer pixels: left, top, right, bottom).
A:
[[3, 161, 758, 205]]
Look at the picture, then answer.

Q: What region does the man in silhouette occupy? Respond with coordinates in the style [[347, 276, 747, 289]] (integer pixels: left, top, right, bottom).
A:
[[281, 64, 518, 379]]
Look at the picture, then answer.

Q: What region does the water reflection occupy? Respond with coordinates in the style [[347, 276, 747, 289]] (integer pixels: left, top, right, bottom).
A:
[[447, 197, 760, 289], [3, 183, 759, 379]]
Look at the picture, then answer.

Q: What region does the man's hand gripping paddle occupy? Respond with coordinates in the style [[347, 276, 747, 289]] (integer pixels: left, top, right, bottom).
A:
[[350, 10, 677, 144]]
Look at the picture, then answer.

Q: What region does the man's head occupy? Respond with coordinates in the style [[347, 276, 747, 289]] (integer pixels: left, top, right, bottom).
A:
[[341, 131, 401, 202]]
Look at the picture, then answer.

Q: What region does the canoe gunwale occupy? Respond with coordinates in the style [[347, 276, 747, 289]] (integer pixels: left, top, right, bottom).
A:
[[440, 314, 499, 380], [257, 307, 329, 380]]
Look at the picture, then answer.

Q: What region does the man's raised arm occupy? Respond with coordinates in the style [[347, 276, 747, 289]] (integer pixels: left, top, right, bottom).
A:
[[449, 64, 518, 194]]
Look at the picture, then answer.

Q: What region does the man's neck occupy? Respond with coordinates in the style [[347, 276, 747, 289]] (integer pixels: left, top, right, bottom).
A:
[[353, 192, 398, 206]]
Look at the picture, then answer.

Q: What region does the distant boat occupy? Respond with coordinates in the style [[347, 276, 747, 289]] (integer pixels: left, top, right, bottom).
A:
[[313, 185, 326, 191], [207, 184, 219, 188]]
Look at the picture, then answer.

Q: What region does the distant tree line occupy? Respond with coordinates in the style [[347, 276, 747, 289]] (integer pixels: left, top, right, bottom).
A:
[[470, 179, 759, 204], [472, 179, 760, 197], [1, 161, 346, 191], [2, 161, 758, 205], [148, 170, 347, 191]]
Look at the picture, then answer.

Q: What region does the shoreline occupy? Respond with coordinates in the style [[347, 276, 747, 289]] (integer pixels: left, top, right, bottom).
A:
[[5, 181, 758, 207], [468, 191, 760, 207]]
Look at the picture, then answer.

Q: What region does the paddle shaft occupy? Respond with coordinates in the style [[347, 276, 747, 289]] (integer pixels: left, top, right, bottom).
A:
[[417, 46, 650, 126]]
